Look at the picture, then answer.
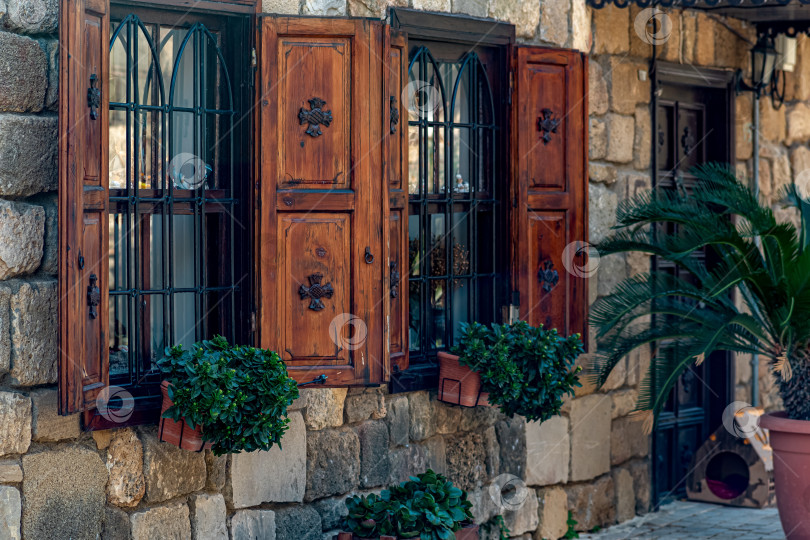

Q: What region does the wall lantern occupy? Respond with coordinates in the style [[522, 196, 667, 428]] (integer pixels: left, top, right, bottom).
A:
[[736, 34, 787, 109]]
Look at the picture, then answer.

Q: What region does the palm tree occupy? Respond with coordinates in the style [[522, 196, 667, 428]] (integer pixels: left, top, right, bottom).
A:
[[590, 163, 810, 426]]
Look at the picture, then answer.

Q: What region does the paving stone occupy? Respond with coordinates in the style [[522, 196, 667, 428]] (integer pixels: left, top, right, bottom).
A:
[[130, 502, 191, 540], [230, 410, 305, 507], [230, 509, 276, 540], [22, 446, 108, 540]]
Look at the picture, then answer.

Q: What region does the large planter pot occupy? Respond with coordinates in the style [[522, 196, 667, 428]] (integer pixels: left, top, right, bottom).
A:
[[337, 524, 479, 539], [760, 411, 810, 539], [158, 381, 210, 452], [437, 352, 489, 407]]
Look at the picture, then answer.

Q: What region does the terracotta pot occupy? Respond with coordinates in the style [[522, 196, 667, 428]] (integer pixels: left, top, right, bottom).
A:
[[760, 411, 810, 539], [158, 381, 210, 452], [437, 352, 489, 407], [337, 524, 478, 540]]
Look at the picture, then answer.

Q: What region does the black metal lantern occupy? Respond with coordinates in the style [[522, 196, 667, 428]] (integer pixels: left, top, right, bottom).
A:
[[751, 35, 778, 91]]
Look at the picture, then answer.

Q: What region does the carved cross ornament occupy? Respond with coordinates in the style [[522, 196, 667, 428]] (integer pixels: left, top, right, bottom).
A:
[[87, 273, 101, 319], [390, 96, 400, 135], [87, 74, 102, 121], [537, 108, 560, 145], [299, 273, 334, 311], [298, 97, 333, 138], [537, 260, 560, 293]]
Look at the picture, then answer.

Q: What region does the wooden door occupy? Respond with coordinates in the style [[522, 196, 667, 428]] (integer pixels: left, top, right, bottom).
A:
[[256, 17, 388, 385], [653, 69, 734, 503], [512, 47, 588, 338]]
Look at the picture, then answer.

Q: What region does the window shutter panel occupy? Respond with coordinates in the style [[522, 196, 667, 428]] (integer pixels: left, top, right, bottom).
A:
[[383, 27, 409, 377], [257, 17, 388, 385], [512, 47, 588, 342], [58, 0, 111, 414]]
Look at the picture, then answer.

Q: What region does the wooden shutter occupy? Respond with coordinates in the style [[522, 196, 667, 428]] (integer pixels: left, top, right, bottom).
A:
[[59, 0, 111, 414], [257, 17, 388, 385], [512, 47, 588, 341], [383, 27, 409, 377]]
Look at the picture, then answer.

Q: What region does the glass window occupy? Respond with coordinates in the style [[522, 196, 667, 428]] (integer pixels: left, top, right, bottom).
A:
[[407, 44, 508, 365]]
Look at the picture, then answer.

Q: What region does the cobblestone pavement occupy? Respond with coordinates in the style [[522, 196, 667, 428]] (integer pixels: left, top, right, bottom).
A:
[[579, 500, 783, 539]]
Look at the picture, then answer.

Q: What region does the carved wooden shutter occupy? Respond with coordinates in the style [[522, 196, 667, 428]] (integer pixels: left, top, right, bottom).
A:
[[257, 17, 389, 385], [512, 47, 588, 341], [59, 0, 111, 414], [384, 27, 409, 377]]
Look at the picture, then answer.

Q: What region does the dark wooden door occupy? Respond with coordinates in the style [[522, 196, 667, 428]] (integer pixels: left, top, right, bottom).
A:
[[652, 67, 735, 504]]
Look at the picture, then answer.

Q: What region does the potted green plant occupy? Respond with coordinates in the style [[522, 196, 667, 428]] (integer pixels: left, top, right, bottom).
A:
[[156, 335, 299, 456], [590, 163, 810, 538], [438, 321, 582, 422], [339, 470, 477, 539]]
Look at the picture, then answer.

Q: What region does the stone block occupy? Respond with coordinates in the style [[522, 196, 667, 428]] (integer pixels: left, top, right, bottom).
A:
[[356, 420, 390, 488], [344, 387, 386, 424], [0, 200, 44, 281], [29, 192, 56, 275], [483, 426, 499, 477], [458, 402, 500, 432], [540, 0, 569, 47], [736, 93, 753, 161], [611, 389, 638, 420], [42, 39, 58, 111], [601, 356, 626, 391], [231, 510, 276, 540], [452, 0, 487, 18], [205, 450, 227, 491], [589, 182, 618, 244], [274, 505, 322, 540], [0, 486, 21, 540], [611, 416, 649, 465], [0, 391, 30, 456], [564, 474, 615, 531], [190, 493, 227, 540], [106, 428, 145, 508], [408, 391, 435, 441], [592, 5, 629, 54], [1, 0, 58, 34], [433, 400, 463, 435], [695, 13, 715, 66], [495, 416, 526, 478], [605, 114, 634, 163], [302, 0, 346, 15], [445, 431, 487, 491], [525, 415, 569, 486], [306, 427, 360, 500], [613, 467, 635, 522], [589, 61, 608, 117], [139, 426, 206, 503], [787, 102, 810, 144], [0, 32, 46, 112], [229, 410, 305, 507], [424, 435, 447, 475], [388, 443, 427, 485], [502, 487, 538, 536], [261, 0, 300, 14], [536, 486, 568, 540], [589, 117, 607, 161], [30, 388, 79, 442], [386, 394, 409, 446], [786, 35, 810, 102], [609, 59, 649, 115], [0, 460, 22, 483], [634, 105, 651, 171], [0, 113, 56, 196], [760, 99, 786, 142], [303, 388, 347, 430], [0, 285, 9, 374], [92, 430, 114, 450], [22, 446, 108, 540], [791, 145, 810, 181], [103, 507, 131, 540], [130, 502, 191, 540], [569, 394, 611, 481], [628, 459, 651, 513], [8, 279, 56, 386], [488, 0, 538, 38], [571, 0, 590, 52], [681, 12, 697, 64], [468, 486, 499, 525], [313, 496, 348, 531]]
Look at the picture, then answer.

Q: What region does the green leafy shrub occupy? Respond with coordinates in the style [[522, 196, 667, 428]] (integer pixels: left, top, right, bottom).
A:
[[453, 321, 583, 422], [157, 335, 299, 456], [342, 470, 473, 539]]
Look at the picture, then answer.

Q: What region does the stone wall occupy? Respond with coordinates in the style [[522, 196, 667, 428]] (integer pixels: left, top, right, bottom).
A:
[[0, 0, 800, 539]]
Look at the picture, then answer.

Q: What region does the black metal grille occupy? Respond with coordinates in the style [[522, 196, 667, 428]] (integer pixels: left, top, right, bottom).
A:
[[407, 46, 504, 365], [108, 14, 244, 387]]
